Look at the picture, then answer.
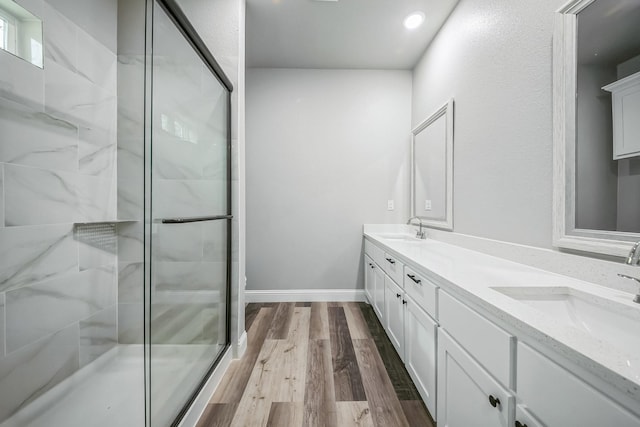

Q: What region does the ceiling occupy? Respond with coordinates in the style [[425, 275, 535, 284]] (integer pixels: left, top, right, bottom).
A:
[[245, 0, 459, 70], [577, 0, 640, 66]]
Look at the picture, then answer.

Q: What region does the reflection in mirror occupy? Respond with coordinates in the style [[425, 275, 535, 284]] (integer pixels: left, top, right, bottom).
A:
[[553, 0, 640, 257], [576, 0, 640, 234], [0, 0, 42, 68], [411, 99, 454, 231]]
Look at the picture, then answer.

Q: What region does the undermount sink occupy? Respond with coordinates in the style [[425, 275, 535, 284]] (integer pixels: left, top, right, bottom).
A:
[[492, 286, 640, 357], [375, 233, 421, 243]]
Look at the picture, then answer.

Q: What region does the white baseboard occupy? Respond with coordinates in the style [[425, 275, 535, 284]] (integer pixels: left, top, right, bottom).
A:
[[245, 289, 367, 303], [235, 330, 247, 358], [178, 346, 233, 427]]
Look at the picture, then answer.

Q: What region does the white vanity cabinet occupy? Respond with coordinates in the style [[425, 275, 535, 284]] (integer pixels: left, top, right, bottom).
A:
[[364, 255, 375, 304], [517, 343, 640, 427], [404, 296, 438, 418], [384, 275, 405, 358], [438, 329, 514, 427]]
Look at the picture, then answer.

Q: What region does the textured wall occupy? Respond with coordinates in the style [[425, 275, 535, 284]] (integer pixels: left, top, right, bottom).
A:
[[246, 68, 412, 291], [0, 0, 119, 421], [412, 0, 563, 249]]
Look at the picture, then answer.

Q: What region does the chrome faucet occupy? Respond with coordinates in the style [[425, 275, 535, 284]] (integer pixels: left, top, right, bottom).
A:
[[624, 240, 640, 266], [407, 216, 426, 239], [618, 240, 640, 304]]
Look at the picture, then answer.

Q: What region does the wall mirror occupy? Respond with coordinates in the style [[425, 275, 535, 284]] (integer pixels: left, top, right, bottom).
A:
[[553, 0, 640, 257], [411, 99, 454, 231], [0, 0, 42, 68]]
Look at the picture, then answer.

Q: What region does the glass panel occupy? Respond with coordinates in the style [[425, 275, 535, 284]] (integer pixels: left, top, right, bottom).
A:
[[0, 0, 42, 67], [149, 3, 230, 426]]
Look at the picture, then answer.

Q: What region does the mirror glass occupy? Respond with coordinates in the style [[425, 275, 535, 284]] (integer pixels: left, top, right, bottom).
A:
[[575, 0, 640, 234], [0, 0, 42, 68], [411, 99, 454, 231]]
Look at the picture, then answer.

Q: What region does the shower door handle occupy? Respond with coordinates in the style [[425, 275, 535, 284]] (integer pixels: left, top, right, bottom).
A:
[[160, 214, 233, 224]]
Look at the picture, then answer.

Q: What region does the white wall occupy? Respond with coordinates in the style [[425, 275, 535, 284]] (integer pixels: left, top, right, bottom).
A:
[[412, 0, 563, 249], [246, 69, 411, 291]]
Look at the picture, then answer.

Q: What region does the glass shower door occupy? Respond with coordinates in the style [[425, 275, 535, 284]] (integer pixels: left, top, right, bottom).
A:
[[149, 2, 231, 425]]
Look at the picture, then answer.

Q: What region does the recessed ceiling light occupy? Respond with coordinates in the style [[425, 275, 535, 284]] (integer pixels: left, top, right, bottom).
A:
[[403, 12, 425, 30]]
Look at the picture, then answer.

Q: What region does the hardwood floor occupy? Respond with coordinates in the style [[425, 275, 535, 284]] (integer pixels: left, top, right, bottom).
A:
[[196, 302, 435, 427]]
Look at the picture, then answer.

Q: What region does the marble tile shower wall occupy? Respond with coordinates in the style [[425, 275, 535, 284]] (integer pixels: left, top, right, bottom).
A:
[[0, 0, 119, 422]]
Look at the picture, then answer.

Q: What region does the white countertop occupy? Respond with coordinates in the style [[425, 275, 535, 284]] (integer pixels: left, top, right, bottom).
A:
[[364, 224, 640, 404]]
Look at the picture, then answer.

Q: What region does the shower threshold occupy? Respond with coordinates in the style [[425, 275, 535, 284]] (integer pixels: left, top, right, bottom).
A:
[[0, 344, 222, 427]]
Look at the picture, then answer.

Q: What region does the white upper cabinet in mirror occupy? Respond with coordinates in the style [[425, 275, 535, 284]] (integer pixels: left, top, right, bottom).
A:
[[411, 99, 454, 231], [553, 0, 640, 258], [0, 0, 42, 68]]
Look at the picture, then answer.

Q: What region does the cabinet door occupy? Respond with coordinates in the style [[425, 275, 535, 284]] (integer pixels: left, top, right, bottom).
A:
[[437, 329, 514, 427], [518, 342, 640, 427], [384, 276, 404, 358], [364, 255, 375, 304], [373, 263, 385, 320], [404, 297, 438, 420]]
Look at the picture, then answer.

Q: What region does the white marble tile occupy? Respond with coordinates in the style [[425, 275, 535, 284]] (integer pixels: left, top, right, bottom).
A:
[[79, 305, 116, 367], [44, 0, 117, 54], [44, 60, 116, 132], [0, 293, 5, 357], [0, 224, 77, 293], [15, 0, 45, 19], [0, 49, 45, 107], [150, 302, 213, 345], [154, 261, 225, 292], [4, 164, 78, 226], [117, 222, 143, 263], [76, 173, 116, 222], [0, 97, 79, 172], [153, 132, 203, 180], [117, 55, 145, 123], [76, 30, 117, 94], [117, 303, 143, 344], [116, 145, 144, 221], [0, 164, 4, 228], [42, 1, 77, 71], [5, 266, 116, 352], [203, 220, 228, 262], [78, 125, 116, 176], [0, 324, 79, 422], [155, 223, 204, 262], [118, 262, 143, 304], [153, 179, 223, 219]]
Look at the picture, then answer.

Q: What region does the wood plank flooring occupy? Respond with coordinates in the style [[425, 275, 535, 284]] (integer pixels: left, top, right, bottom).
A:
[[196, 302, 435, 427]]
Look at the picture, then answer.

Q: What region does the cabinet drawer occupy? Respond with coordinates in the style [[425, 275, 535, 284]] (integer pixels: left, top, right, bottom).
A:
[[518, 343, 640, 427], [403, 266, 438, 319], [439, 291, 514, 387], [382, 252, 404, 286], [364, 239, 385, 268]]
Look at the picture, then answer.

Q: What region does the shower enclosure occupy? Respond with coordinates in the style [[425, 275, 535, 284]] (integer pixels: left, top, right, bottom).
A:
[[0, 0, 232, 425]]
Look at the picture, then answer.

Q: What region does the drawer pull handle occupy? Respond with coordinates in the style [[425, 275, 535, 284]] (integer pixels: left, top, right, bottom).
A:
[[369, 263, 375, 269], [488, 395, 500, 408], [406, 274, 422, 284], [385, 257, 396, 264], [402, 300, 407, 305], [515, 421, 528, 427], [396, 293, 402, 298]]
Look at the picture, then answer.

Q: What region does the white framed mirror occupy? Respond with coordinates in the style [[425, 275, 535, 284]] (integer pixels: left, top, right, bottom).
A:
[[553, 0, 640, 258], [411, 98, 454, 231]]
